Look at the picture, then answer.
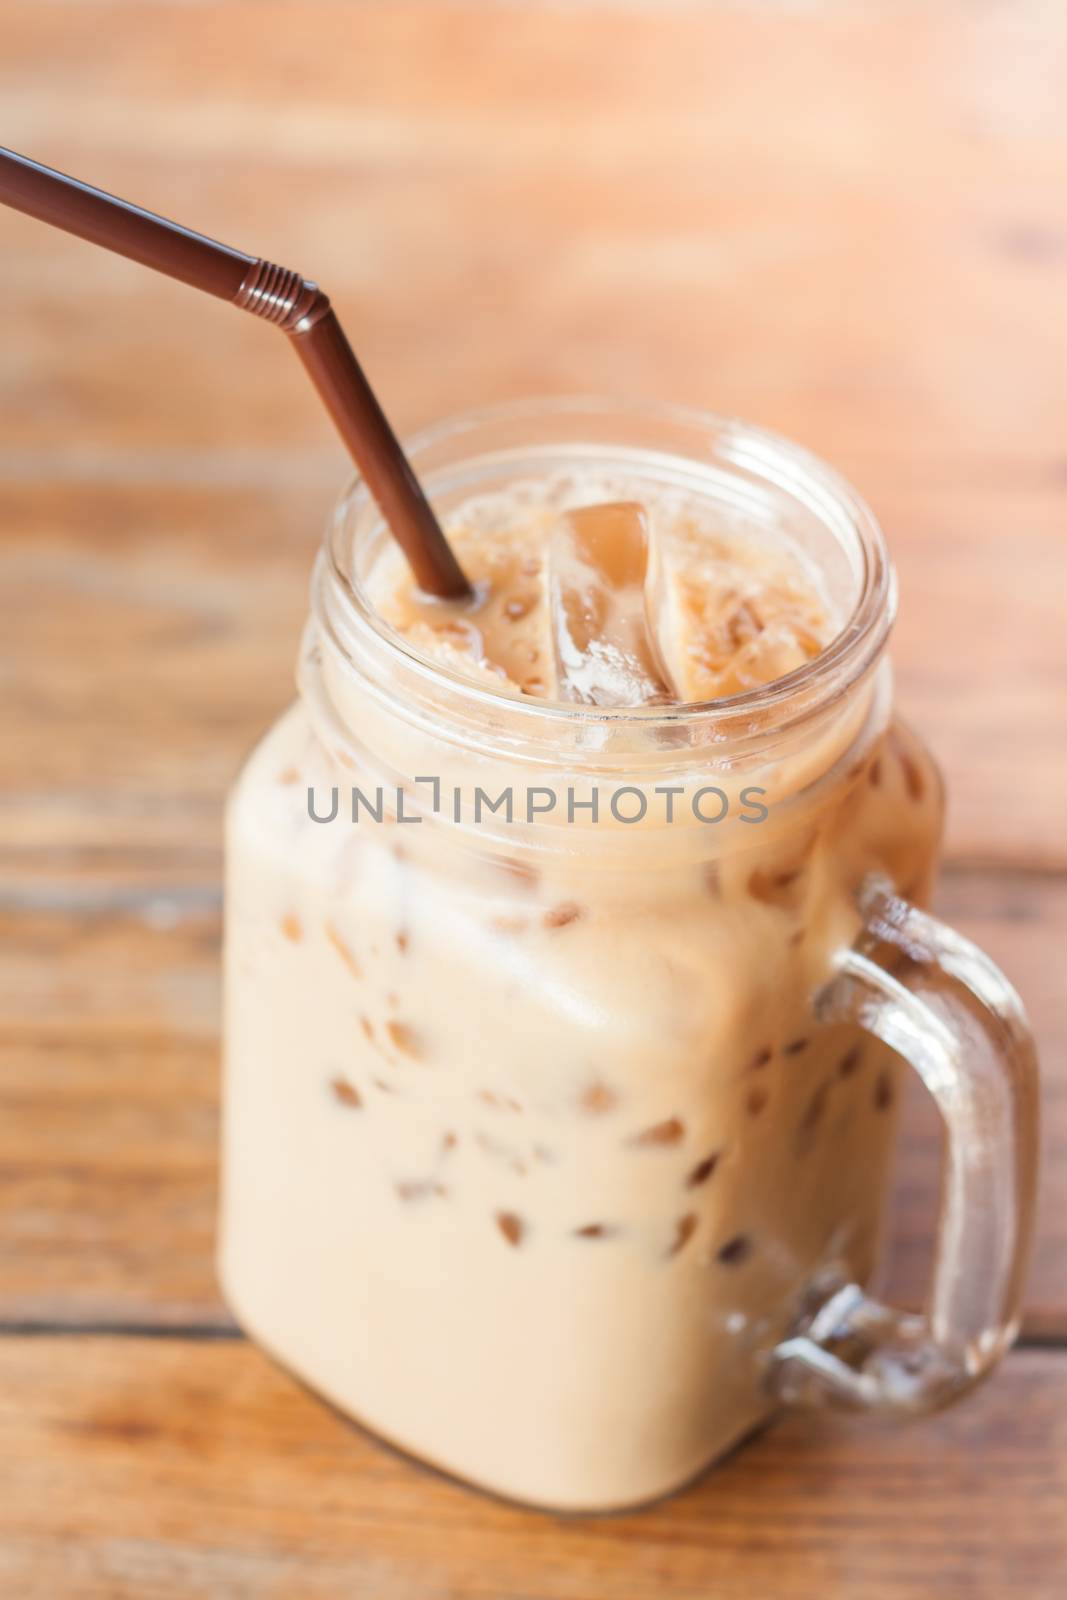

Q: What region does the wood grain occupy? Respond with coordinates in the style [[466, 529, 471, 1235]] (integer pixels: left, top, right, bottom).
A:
[[2, 4, 1066, 866], [0, 870, 1062, 1333], [0, 1337, 1062, 1599], [2, 3, 1066, 462], [2, 471, 1065, 877], [0, 899, 223, 1327], [1, 1, 1065, 1592]]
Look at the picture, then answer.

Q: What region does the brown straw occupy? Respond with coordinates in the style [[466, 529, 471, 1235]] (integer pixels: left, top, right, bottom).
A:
[[0, 145, 471, 599]]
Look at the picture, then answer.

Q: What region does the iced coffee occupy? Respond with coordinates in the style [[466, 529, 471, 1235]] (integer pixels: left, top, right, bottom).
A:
[[220, 412, 945, 1510]]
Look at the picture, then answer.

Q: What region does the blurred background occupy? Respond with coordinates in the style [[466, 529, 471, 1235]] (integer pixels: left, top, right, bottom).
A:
[[1, 4, 1065, 1595], [3, 1, 1066, 869]]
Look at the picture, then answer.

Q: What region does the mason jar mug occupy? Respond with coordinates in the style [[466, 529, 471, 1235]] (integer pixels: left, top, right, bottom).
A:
[[219, 400, 1038, 1512]]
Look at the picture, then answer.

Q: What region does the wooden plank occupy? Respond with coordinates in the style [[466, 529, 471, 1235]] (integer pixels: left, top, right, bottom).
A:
[[2, 469, 1065, 878], [893, 870, 1066, 1341], [886, 482, 1067, 869], [0, 2, 1064, 467], [0, 898, 226, 1327], [2, 3, 1064, 1593], [0, 476, 316, 890], [0, 1336, 1061, 1599], [2, 3, 1066, 865], [0, 871, 1062, 1332], [1, 4, 1064, 1591]]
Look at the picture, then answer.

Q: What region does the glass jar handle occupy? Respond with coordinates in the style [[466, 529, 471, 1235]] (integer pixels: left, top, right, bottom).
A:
[[771, 876, 1039, 1414]]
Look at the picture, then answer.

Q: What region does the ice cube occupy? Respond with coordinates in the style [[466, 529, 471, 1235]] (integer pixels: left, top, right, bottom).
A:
[[470, 551, 558, 699], [400, 619, 513, 692], [644, 515, 830, 701], [548, 502, 672, 707]]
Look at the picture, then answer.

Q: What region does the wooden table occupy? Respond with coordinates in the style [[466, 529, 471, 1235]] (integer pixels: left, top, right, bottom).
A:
[[2, 3, 1065, 1594]]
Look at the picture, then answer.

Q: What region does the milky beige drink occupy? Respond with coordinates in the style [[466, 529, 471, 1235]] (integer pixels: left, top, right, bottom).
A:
[[220, 404, 1036, 1511]]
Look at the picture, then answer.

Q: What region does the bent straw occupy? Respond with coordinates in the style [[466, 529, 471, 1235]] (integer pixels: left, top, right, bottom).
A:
[[0, 145, 471, 599]]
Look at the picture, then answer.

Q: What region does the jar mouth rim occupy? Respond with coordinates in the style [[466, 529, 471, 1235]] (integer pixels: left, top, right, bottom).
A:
[[323, 395, 895, 730]]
